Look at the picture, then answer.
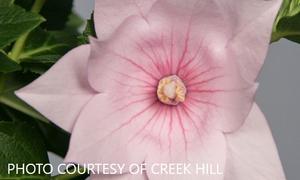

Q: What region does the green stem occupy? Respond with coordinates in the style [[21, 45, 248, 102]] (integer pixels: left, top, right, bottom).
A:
[[9, 0, 46, 62], [31, 0, 46, 13]]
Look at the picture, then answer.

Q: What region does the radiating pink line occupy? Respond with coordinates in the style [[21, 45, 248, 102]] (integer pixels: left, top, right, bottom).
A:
[[113, 69, 155, 86], [181, 103, 203, 138], [187, 75, 224, 87], [185, 66, 220, 83], [128, 106, 162, 144], [135, 41, 163, 76], [175, 106, 188, 153], [160, 33, 171, 75], [176, 18, 193, 75], [112, 51, 159, 80]]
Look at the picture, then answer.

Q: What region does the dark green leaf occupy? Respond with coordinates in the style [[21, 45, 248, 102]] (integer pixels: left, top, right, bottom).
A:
[[272, 0, 300, 42], [41, 0, 73, 30], [0, 72, 48, 122], [0, 91, 48, 122], [16, 28, 77, 74], [16, 0, 74, 30], [0, 121, 49, 178], [22, 63, 52, 75], [18, 29, 73, 64], [37, 121, 70, 157], [14, 0, 34, 10], [0, 52, 21, 73], [78, 15, 97, 45], [65, 12, 85, 33], [0, 105, 12, 121], [0, 0, 13, 6], [0, 0, 45, 48]]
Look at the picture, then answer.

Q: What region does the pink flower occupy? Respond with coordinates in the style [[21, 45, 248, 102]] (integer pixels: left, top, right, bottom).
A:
[[16, 0, 286, 179]]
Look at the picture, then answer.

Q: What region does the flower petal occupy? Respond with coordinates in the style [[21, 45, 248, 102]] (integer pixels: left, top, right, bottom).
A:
[[224, 103, 286, 180], [94, 0, 156, 41], [145, 130, 226, 180], [152, 0, 282, 82], [87, 15, 166, 95], [144, 0, 281, 132], [65, 92, 225, 178], [65, 93, 156, 172], [15, 45, 95, 132], [225, 0, 283, 82]]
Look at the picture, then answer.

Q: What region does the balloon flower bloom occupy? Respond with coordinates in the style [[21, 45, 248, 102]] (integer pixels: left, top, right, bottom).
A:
[[16, 0, 286, 179]]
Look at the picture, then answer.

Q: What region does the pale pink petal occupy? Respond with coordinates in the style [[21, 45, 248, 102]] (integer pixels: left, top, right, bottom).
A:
[[152, 0, 282, 82], [224, 103, 286, 180], [89, 0, 265, 135], [89, 173, 148, 180], [65, 93, 157, 172], [65, 91, 224, 177], [144, 0, 281, 132], [94, 0, 156, 41], [145, 130, 226, 180], [225, 0, 283, 82], [15, 45, 95, 132]]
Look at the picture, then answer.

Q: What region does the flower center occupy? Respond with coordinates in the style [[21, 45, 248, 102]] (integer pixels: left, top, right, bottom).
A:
[[157, 75, 186, 105]]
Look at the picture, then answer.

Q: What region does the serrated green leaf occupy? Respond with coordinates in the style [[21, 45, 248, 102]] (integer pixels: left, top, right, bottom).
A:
[[0, 0, 45, 48], [0, 121, 49, 178], [0, 52, 21, 73], [18, 29, 72, 63], [272, 0, 300, 42], [15, 28, 76, 74]]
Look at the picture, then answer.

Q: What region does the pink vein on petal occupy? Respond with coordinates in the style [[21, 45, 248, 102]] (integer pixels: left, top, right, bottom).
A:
[[176, 18, 192, 75], [175, 106, 188, 155], [112, 51, 160, 81]]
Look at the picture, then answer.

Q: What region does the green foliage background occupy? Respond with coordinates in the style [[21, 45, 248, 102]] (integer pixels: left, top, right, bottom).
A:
[[0, 0, 298, 179], [0, 0, 94, 179]]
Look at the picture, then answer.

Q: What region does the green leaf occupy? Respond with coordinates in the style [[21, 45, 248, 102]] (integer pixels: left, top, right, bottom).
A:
[[18, 29, 72, 63], [0, 105, 12, 121], [14, 0, 33, 10], [0, 52, 21, 73], [15, 28, 77, 74], [272, 0, 300, 42], [78, 15, 97, 45], [37, 121, 70, 157], [0, 72, 48, 123], [15, 0, 74, 30], [0, 0, 45, 48], [0, 92, 48, 123], [0, 121, 49, 178], [65, 13, 84, 32], [41, 0, 73, 30], [0, 0, 13, 6]]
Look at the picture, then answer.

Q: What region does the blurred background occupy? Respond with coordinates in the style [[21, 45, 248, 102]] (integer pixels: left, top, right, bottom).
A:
[[49, 0, 300, 179]]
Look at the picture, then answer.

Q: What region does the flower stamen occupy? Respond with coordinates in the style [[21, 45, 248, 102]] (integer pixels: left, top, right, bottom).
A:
[[157, 75, 186, 105]]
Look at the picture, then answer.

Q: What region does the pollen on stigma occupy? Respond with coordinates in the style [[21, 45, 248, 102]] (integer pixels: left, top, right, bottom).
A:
[[157, 75, 187, 105]]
